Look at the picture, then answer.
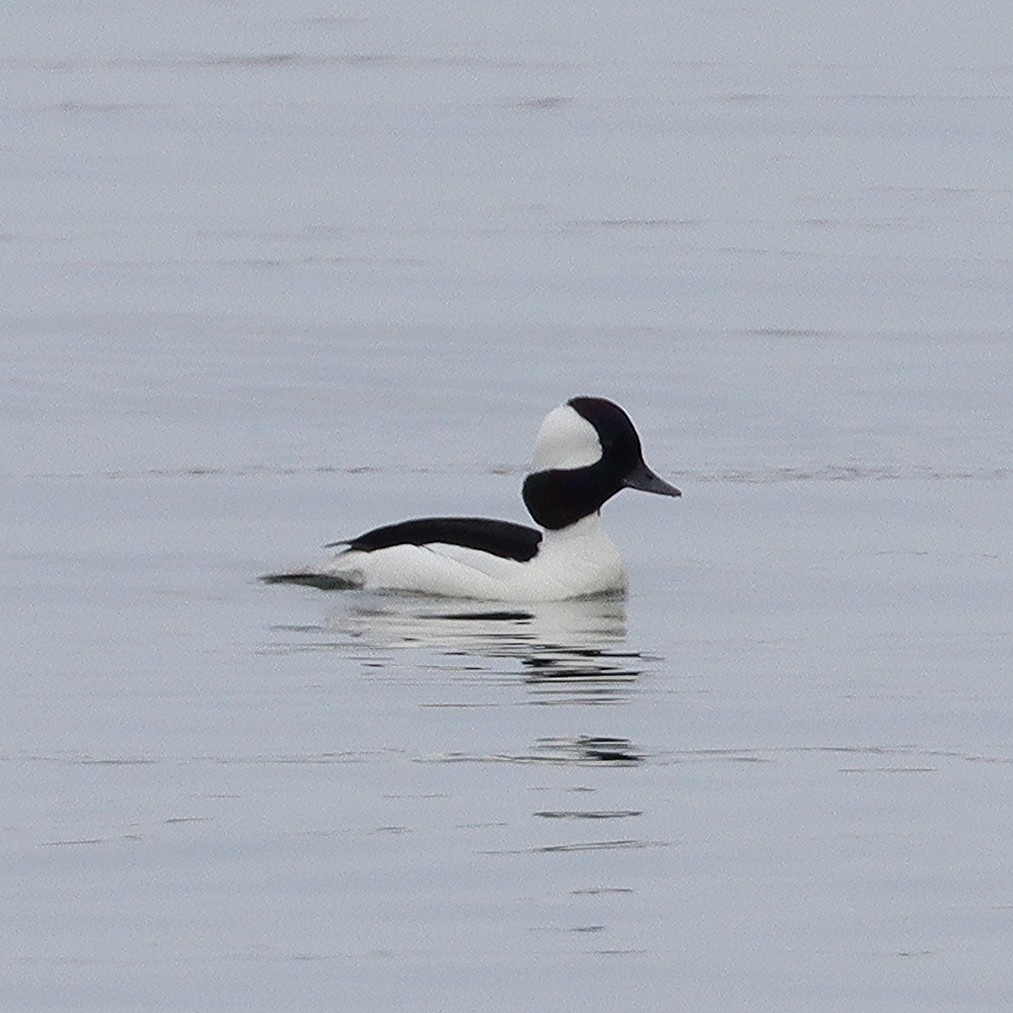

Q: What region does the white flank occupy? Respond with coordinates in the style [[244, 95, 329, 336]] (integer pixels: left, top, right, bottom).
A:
[[318, 514, 626, 602]]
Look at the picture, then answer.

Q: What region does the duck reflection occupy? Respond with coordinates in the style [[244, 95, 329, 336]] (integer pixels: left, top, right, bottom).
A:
[[320, 593, 649, 704]]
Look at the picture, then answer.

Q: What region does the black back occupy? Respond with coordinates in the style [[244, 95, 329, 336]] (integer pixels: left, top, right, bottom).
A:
[[522, 396, 644, 530], [334, 516, 543, 563]]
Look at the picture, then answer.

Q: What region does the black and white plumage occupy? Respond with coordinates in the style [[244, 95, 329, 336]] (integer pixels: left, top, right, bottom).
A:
[[263, 396, 680, 601]]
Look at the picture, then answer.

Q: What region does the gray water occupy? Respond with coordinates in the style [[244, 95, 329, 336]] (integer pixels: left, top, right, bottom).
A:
[[3, 3, 1012, 1009]]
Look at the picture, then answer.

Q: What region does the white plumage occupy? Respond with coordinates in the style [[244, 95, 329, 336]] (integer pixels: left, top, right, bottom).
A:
[[265, 397, 679, 602], [319, 514, 626, 602]]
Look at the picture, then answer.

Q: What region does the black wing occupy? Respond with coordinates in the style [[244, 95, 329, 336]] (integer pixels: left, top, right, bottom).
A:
[[333, 517, 542, 563]]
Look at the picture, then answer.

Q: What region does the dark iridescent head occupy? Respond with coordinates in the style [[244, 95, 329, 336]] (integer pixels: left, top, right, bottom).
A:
[[521, 396, 681, 530]]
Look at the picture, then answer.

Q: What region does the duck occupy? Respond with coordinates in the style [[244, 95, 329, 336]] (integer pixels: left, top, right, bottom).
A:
[[262, 396, 680, 601]]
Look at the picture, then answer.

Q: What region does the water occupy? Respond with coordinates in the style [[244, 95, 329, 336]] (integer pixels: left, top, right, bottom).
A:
[[3, 2, 1012, 1009]]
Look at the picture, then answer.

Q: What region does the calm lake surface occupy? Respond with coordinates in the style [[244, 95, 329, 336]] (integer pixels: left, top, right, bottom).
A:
[[3, 3, 1012, 1009]]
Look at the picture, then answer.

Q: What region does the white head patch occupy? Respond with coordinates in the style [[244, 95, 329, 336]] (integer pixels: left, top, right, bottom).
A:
[[529, 404, 602, 473]]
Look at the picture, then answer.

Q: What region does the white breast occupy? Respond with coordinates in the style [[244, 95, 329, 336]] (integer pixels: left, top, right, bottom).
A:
[[318, 514, 626, 602]]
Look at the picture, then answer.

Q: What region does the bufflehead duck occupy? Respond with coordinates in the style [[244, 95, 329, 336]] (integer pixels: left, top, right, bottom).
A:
[[263, 396, 680, 601]]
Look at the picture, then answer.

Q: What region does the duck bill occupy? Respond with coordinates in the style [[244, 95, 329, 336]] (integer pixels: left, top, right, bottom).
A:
[[624, 460, 681, 497]]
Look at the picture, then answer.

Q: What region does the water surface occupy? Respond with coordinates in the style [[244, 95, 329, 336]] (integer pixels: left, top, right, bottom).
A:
[[3, 2, 1012, 1009]]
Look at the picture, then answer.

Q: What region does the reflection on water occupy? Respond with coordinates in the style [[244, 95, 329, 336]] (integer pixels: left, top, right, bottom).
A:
[[531, 735, 643, 764], [269, 594, 658, 769], [308, 593, 655, 706], [414, 735, 645, 767]]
